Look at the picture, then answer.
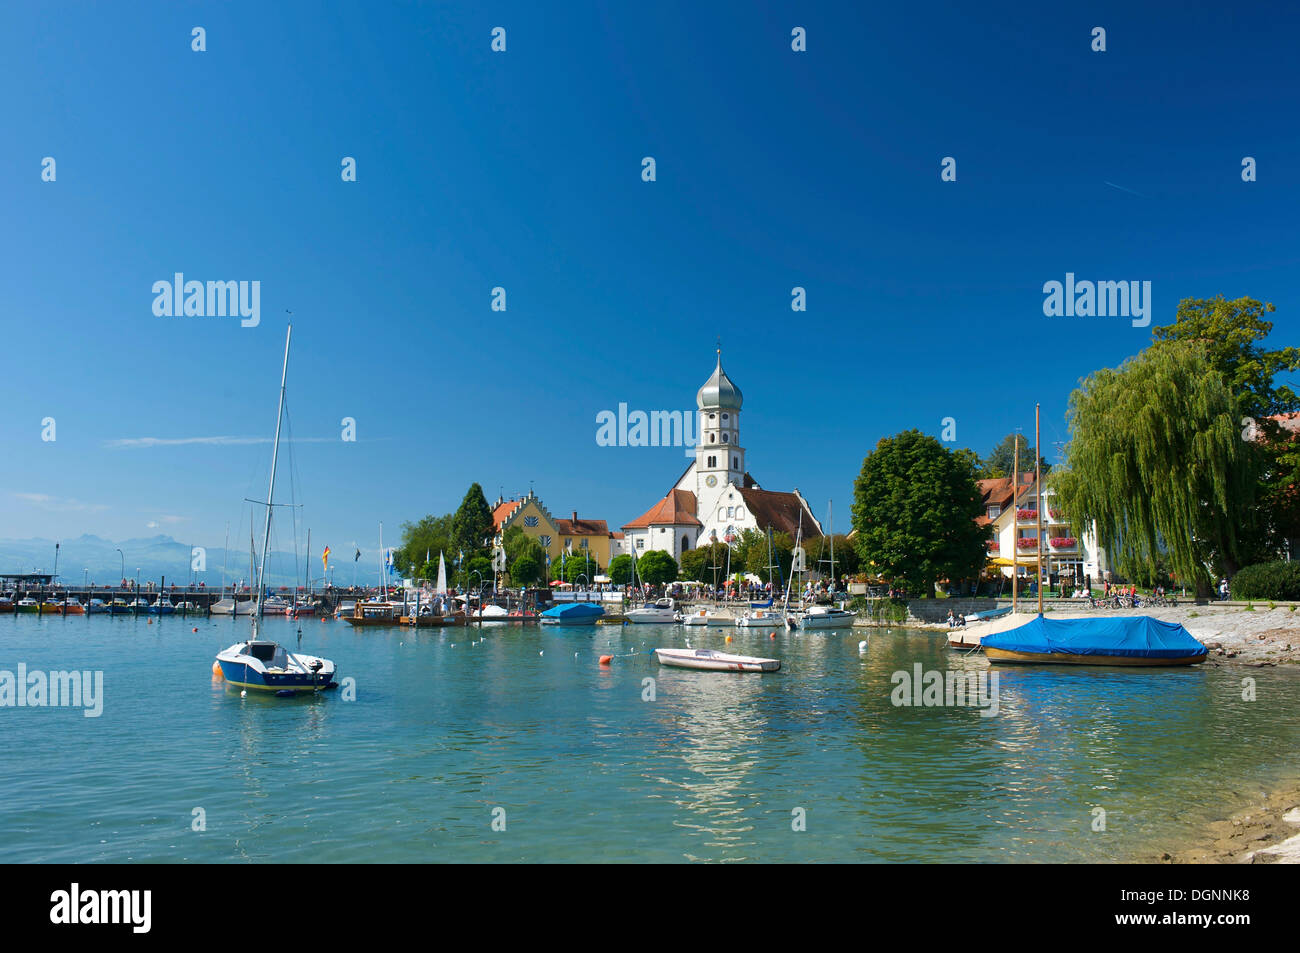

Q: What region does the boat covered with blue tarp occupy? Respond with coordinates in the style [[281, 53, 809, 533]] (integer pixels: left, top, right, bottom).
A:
[[540, 602, 605, 625], [981, 615, 1207, 666]]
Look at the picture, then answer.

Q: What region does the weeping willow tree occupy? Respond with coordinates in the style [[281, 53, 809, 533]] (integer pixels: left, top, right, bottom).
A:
[[1052, 341, 1259, 596]]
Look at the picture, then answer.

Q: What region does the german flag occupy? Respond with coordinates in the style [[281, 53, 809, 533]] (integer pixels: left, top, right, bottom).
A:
[[321, 546, 331, 571]]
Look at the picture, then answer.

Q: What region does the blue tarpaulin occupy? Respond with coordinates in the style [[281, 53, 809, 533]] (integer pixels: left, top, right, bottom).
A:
[[982, 615, 1207, 659], [540, 602, 605, 622]]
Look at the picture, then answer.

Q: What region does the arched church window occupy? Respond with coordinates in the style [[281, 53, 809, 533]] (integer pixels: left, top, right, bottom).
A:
[[722, 433, 729, 443], [710, 434, 716, 443]]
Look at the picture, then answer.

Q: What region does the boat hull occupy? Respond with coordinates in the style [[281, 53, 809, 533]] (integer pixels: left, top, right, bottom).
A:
[[217, 658, 337, 691], [794, 614, 855, 630], [983, 647, 1207, 666], [654, 648, 780, 673]]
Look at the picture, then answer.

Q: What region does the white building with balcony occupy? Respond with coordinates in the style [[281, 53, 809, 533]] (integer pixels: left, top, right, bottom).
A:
[[985, 476, 1109, 585]]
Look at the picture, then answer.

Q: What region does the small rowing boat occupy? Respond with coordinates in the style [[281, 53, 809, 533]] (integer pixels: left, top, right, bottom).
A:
[[654, 648, 780, 672]]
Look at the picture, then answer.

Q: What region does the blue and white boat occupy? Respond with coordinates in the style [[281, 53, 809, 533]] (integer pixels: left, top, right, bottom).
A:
[[963, 605, 1012, 624], [214, 323, 338, 695], [148, 599, 176, 614], [540, 602, 605, 625], [982, 616, 1207, 666]]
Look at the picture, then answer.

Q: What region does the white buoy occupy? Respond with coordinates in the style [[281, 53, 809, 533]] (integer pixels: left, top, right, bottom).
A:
[[858, 640, 868, 654], [240, 690, 247, 698], [539, 650, 544, 656]]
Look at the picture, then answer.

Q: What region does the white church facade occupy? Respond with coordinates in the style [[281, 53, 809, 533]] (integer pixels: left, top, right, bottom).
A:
[[621, 350, 823, 560]]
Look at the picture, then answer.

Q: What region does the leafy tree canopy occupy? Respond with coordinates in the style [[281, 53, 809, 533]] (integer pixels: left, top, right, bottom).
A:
[[1052, 341, 1256, 594], [851, 429, 988, 597], [636, 549, 679, 586]]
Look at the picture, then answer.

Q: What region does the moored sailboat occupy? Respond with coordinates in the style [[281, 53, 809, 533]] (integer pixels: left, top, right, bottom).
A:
[[213, 324, 337, 694]]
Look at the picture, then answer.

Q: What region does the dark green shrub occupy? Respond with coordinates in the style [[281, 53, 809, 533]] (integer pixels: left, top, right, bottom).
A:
[[1230, 561, 1300, 601]]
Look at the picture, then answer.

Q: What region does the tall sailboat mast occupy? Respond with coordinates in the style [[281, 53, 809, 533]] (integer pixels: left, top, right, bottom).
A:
[[1036, 403, 1043, 617], [1012, 434, 1019, 613], [254, 323, 292, 629]]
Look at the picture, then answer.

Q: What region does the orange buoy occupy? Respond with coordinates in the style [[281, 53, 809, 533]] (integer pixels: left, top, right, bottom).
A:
[[147, 619, 153, 625], [192, 627, 199, 633], [211, 660, 223, 678], [770, 633, 776, 639], [599, 655, 613, 665]]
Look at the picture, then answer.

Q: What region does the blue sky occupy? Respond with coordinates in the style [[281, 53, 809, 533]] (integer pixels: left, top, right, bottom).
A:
[[2, 1, 1297, 571]]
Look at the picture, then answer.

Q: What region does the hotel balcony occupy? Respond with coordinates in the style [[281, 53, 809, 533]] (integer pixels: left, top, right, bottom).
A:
[[1015, 538, 1039, 552], [1047, 537, 1078, 553], [1015, 509, 1039, 525]]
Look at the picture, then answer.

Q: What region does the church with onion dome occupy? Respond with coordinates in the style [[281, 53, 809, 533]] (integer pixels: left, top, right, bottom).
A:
[[620, 350, 823, 560]]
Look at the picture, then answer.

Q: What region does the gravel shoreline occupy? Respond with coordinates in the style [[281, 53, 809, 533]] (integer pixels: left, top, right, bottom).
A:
[[911, 602, 1300, 666]]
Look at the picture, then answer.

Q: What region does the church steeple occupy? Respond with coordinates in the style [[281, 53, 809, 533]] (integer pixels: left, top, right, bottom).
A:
[[696, 347, 743, 411], [695, 347, 744, 508]]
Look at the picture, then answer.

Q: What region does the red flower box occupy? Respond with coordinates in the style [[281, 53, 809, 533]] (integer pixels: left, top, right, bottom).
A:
[[1048, 537, 1077, 548], [1016, 538, 1039, 550], [1016, 509, 1038, 520]]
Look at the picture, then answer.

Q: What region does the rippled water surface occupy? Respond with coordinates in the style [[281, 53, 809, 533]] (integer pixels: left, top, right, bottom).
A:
[[2, 613, 1298, 862]]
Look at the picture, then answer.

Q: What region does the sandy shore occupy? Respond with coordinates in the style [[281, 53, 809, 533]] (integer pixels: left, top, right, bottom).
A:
[[918, 603, 1300, 666]]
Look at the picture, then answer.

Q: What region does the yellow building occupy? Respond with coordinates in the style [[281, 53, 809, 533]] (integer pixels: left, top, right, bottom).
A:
[[492, 491, 617, 573]]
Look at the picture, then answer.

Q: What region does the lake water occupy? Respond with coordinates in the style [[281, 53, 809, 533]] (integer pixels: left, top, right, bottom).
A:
[[2, 612, 1298, 862]]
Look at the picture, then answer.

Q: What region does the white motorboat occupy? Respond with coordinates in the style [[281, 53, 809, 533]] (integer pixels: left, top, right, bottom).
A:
[[789, 605, 856, 630], [654, 648, 781, 673], [625, 597, 677, 624], [735, 607, 783, 628], [211, 597, 255, 616], [680, 607, 736, 626]]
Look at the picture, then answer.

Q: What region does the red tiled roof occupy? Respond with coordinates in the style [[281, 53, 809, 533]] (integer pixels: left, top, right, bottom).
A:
[[977, 473, 1035, 511], [736, 487, 822, 539], [556, 517, 610, 536], [622, 489, 701, 529], [492, 499, 520, 531]]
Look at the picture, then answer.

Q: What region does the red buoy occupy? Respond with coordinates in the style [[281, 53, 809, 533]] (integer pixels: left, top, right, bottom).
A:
[[599, 655, 613, 665]]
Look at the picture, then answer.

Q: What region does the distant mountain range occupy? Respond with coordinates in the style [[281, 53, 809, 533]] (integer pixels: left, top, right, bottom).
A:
[[0, 534, 381, 588]]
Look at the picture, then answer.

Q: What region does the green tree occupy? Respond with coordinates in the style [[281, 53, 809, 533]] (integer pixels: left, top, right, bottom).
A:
[[1152, 296, 1298, 420], [980, 433, 1049, 480], [396, 513, 454, 578], [679, 542, 729, 583], [806, 533, 859, 579], [1152, 295, 1300, 556], [851, 429, 988, 597], [451, 483, 494, 559], [744, 531, 793, 584], [636, 549, 679, 586], [608, 553, 635, 586], [1052, 341, 1256, 595], [457, 554, 495, 590], [508, 549, 543, 587], [555, 548, 600, 584]]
